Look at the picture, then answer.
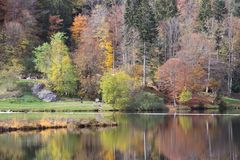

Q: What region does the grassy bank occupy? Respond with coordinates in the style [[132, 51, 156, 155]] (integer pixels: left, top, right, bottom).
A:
[[0, 98, 114, 112], [223, 97, 240, 109], [173, 97, 240, 112], [0, 112, 117, 133]]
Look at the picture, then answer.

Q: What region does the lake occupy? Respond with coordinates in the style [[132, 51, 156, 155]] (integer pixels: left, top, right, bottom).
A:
[[0, 113, 240, 160]]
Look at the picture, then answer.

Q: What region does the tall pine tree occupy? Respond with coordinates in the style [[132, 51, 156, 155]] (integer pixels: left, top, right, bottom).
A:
[[234, 0, 240, 16], [198, 0, 212, 33], [213, 0, 227, 22], [125, 0, 158, 85], [154, 0, 178, 21]]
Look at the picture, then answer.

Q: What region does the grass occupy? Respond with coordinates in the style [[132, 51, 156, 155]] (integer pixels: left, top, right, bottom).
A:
[[0, 112, 117, 133], [0, 112, 114, 121], [223, 97, 240, 104], [0, 95, 114, 112], [222, 97, 240, 109]]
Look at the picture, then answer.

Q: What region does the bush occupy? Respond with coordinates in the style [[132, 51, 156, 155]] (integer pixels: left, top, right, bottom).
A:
[[16, 80, 35, 93], [7, 94, 41, 103], [100, 71, 135, 108], [125, 91, 167, 111], [179, 87, 192, 104]]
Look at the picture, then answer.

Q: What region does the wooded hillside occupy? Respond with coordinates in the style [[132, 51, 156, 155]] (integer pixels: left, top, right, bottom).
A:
[[1, 0, 240, 106]]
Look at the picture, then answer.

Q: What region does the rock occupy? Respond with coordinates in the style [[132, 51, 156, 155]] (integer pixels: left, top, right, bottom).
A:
[[32, 83, 57, 102], [31, 83, 45, 95], [37, 89, 57, 102]]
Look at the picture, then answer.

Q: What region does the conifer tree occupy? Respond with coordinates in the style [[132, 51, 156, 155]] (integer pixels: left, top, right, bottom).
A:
[[213, 0, 227, 22], [154, 0, 178, 21], [234, 0, 240, 16], [198, 0, 212, 33]]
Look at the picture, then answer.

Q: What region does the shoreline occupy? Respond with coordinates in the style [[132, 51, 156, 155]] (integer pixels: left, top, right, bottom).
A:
[[0, 118, 117, 134]]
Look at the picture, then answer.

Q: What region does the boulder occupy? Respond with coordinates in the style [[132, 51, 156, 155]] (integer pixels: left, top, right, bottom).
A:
[[37, 89, 57, 102], [31, 83, 57, 102], [31, 83, 45, 95]]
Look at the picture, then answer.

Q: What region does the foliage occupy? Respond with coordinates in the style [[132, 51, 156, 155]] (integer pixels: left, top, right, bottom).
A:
[[198, 0, 212, 32], [48, 15, 64, 36], [179, 87, 192, 104], [125, 0, 158, 44], [234, 0, 240, 16], [213, 0, 227, 22], [16, 80, 36, 93], [156, 58, 190, 101], [2, 0, 240, 103], [0, 59, 24, 93], [100, 71, 135, 108], [34, 32, 77, 95], [34, 43, 51, 75], [125, 91, 166, 111], [154, 0, 178, 21], [97, 21, 114, 70], [71, 15, 87, 43]]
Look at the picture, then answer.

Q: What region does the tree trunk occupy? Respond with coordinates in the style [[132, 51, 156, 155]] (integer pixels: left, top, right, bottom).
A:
[[143, 41, 146, 86], [206, 54, 211, 93], [227, 0, 234, 96]]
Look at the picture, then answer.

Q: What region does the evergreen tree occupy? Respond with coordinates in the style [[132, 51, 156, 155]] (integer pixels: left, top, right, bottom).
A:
[[125, 0, 157, 44], [125, 0, 158, 85], [36, 0, 74, 40], [234, 0, 240, 16], [213, 0, 227, 22], [154, 0, 178, 21], [198, 0, 212, 33]]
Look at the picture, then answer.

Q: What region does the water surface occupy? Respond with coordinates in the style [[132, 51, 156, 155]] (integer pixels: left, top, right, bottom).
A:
[[0, 113, 240, 160]]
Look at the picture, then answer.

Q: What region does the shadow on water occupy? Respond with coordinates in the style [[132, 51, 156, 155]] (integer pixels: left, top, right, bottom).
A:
[[0, 113, 240, 160]]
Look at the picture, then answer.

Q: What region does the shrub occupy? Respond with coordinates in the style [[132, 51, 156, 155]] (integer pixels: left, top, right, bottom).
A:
[[100, 71, 135, 108], [16, 80, 35, 93], [126, 91, 167, 111], [179, 87, 192, 104]]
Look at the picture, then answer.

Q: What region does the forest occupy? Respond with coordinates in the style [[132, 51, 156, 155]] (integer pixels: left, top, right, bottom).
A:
[[1, 0, 240, 110]]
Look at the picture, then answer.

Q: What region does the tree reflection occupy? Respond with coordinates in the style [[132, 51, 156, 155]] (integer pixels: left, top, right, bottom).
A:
[[0, 114, 240, 160]]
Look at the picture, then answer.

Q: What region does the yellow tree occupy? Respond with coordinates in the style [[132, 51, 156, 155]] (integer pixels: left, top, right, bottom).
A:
[[97, 21, 113, 70], [70, 15, 87, 43]]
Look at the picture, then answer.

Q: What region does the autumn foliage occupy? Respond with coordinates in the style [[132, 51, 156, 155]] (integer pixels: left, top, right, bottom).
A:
[[71, 15, 87, 43], [156, 58, 190, 100]]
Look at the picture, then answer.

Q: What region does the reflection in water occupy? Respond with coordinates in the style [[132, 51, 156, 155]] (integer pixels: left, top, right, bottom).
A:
[[0, 114, 240, 160]]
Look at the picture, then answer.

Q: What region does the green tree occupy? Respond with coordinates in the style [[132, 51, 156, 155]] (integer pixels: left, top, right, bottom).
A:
[[100, 71, 135, 108], [213, 0, 227, 22], [198, 0, 212, 33], [34, 32, 77, 95], [154, 0, 178, 21], [179, 87, 192, 104], [125, 0, 158, 85], [234, 0, 240, 16], [34, 43, 51, 75], [36, 0, 74, 40]]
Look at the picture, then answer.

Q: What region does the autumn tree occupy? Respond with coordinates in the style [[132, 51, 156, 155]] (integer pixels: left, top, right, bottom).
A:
[[48, 15, 63, 36], [107, 4, 125, 69], [70, 15, 87, 43], [97, 21, 113, 70], [74, 5, 108, 99], [2, 0, 40, 74], [34, 32, 77, 95], [156, 58, 191, 106]]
